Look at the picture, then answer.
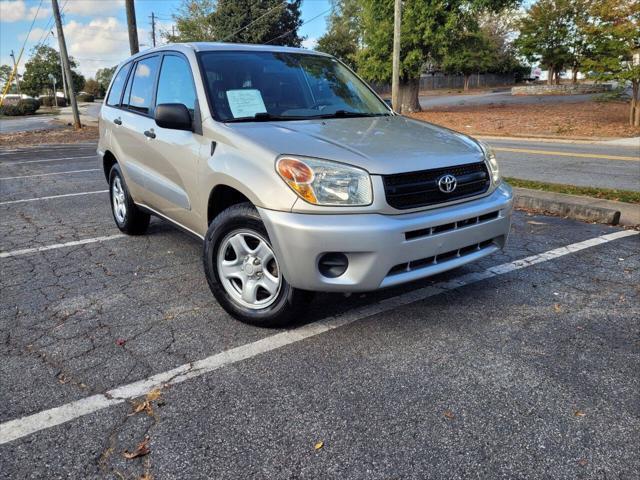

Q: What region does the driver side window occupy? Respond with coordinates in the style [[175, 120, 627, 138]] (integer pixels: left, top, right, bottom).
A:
[[156, 55, 197, 113]]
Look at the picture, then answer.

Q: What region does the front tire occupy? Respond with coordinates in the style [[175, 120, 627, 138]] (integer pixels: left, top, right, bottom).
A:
[[203, 203, 312, 327], [109, 164, 150, 235]]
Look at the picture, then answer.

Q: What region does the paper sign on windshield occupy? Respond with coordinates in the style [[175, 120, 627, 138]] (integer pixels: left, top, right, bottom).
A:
[[226, 89, 267, 119]]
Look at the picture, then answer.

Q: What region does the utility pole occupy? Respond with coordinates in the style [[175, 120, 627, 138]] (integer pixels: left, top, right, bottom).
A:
[[51, 0, 81, 128], [391, 0, 402, 113], [125, 0, 140, 55], [9, 50, 21, 94], [51, 31, 69, 101], [150, 12, 156, 47]]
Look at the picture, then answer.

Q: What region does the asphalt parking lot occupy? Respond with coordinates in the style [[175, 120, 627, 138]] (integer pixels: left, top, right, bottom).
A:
[[1, 144, 639, 479]]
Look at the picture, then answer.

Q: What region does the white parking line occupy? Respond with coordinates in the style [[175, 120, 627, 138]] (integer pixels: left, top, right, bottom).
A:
[[0, 228, 636, 445], [0, 168, 101, 181], [0, 155, 96, 166], [0, 190, 108, 206], [0, 234, 125, 259]]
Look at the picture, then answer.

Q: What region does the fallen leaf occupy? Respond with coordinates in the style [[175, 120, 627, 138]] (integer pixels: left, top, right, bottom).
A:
[[574, 410, 586, 417], [123, 436, 150, 459], [553, 303, 562, 313], [139, 473, 153, 480], [146, 389, 162, 402], [314, 441, 324, 451], [443, 410, 455, 419], [578, 459, 588, 466], [116, 338, 126, 346]]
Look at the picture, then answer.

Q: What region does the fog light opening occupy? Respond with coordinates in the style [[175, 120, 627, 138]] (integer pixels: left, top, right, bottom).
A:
[[318, 252, 349, 278]]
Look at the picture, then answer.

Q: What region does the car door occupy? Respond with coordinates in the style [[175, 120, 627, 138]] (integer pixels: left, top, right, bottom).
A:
[[115, 54, 162, 208], [142, 52, 208, 233]]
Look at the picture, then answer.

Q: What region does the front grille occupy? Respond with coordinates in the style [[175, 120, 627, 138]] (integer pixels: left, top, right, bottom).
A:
[[387, 238, 497, 277], [383, 162, 490, 210]]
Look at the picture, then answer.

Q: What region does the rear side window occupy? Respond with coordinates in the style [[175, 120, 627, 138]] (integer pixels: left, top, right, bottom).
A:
[[106, 64, 130, 106], [156, 55, 196, 112], [124, 56, 160, 115]]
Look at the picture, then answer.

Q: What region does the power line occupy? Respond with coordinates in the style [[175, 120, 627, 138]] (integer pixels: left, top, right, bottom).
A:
[[265, 6, 331, 45]]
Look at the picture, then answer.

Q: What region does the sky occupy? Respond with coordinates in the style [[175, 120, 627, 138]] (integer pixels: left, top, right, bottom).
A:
[[0, 0, 331, 78]]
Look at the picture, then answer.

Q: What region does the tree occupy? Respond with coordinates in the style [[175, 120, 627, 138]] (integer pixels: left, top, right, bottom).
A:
[[0, 64, 18, 94], [96, 66, 117, 92], [357, 0, 517, 113], [84, 78, 103, 98], [21, 45, 84, 97], [164, 0, 217, 42], [582, 0, 640, 126], [442, 30, 496, 90], [515, 0, 582, 85], [165, 0, 304, 46], [316, 0, 362, 68]]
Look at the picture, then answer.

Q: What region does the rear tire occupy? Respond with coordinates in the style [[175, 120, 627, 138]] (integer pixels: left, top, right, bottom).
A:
[[203, 202, 313, 327], [109, 164, 150, 235]]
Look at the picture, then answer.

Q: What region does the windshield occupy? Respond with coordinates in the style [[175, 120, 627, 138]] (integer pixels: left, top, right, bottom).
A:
[[198, 51, 390, 122]]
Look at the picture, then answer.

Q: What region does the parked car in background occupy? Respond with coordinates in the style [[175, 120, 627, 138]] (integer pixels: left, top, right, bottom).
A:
[[98, 43, 513, 327]]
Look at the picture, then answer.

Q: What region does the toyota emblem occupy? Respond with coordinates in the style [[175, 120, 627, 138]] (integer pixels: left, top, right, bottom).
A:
[[437, 174, 457, 193]]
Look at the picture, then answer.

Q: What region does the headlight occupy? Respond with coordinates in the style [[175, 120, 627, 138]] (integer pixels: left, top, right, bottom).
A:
[[480, 142, 501, 185], [276, 156, 372, 206]]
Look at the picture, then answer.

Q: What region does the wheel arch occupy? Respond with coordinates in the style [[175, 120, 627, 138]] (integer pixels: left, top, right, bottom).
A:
[[102, 150, 118, 181], [207, 184, 253, 225]]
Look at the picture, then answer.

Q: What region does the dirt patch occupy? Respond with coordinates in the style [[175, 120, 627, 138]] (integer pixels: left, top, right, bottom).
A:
[[0, 125, 98, 148], [409, 101, 640, 138]]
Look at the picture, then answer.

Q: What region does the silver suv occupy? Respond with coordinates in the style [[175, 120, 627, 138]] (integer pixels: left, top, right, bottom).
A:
[[98, 43, 513, 327]]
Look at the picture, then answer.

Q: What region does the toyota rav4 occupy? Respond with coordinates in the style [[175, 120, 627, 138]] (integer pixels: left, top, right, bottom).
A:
[[98, 43, 513, 327]]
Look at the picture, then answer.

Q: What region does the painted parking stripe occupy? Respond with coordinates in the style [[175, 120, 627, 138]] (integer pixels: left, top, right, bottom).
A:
[[0, 234, 125, 259], [0, 168, 101, 181], [493, 147, 639, 162], [0, 228, 636, 445], [0, 155, 96, 166], [0, 190, 108, 206]]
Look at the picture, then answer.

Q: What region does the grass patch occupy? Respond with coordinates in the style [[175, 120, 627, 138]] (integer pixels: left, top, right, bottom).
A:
[[506, 177, 640, 204]]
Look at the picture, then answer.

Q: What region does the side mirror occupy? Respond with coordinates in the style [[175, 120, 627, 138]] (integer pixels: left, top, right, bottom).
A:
[[384, 98, 393, 108], [155, 103, 192, 131]]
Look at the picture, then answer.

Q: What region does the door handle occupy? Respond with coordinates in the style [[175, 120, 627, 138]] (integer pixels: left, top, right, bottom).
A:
[[113, 118, 122, 125], [144, 130, 156, 139]]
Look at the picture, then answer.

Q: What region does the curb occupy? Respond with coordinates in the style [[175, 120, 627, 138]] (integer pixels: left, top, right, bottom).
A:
[[514, 188, 639, 226], [477, 135, 640, 147]]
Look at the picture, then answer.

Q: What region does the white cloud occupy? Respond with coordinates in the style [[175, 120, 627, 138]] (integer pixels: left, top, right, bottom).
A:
[[302, 37, 317, 50], [64, 0, 124, 16], [1, 1, 50, 23]]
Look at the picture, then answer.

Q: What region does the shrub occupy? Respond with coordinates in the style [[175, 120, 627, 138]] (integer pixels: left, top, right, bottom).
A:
[[0, 99, 40, 116], [18, 98, 40, 114], [39, 96, 67, 107], [77, 93, 95, 102]]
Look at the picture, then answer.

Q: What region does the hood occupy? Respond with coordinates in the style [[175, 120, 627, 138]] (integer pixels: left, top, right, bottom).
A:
[[225, 115, 484, 175]]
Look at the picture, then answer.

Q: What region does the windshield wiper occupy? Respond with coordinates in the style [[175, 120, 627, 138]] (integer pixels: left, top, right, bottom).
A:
[[225, 112, 308, 123], [313, 110, 391, 119]]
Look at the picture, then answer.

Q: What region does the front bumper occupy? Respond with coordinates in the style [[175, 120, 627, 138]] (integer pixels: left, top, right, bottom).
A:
[[259, 183, 513, 292]]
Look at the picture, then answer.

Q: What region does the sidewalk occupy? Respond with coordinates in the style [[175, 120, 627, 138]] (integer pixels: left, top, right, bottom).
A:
[[54, 101, 101, 127]]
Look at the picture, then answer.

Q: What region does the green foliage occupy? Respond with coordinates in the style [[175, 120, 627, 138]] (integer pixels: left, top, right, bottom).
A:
[[20, 45, 83, 97], [442, 30, 496, 81], [95, 66, 117, 93], [316, 0, 362, 68], [165, 0, 304, 46], [83, 78, 103, 98], [164, 0, 217, 42], [0, 98, 40, 116], [514, 0, 590, 81], [582, 0, 640, 84], [357, 0, 518, 84], [1, 64, 17, 93]]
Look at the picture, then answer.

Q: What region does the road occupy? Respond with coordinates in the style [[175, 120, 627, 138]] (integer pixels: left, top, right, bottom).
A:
[[485, 138, 640, 191], [0, 115, 59, 134], [0, 144, 639, 479], [420, 91, 599, 109]]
